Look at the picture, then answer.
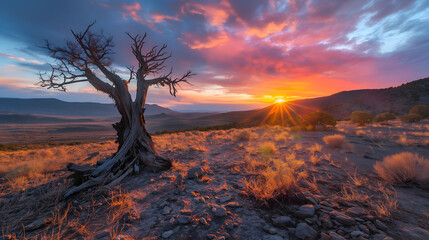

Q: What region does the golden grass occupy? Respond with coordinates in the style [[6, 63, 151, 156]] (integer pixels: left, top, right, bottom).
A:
[[259, 142, 277, 156], [274, 132, 289, 143], [310, 154, 321, 166], [371, 190, 398, 218], [374, 152, 429, 186], [308, 143, 322, 154], [233, 129, 255, 141], [105, 188, 136, 239], [346, 170, 365, 187], [243, 154, 307, 206], [335, 186, 371, 203], [323, 134, 345, 148], [356, 130, 366, 136]]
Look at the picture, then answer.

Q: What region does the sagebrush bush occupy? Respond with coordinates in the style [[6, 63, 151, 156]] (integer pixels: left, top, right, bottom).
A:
[[274, 132, 289, 143], [400, 113, 423, 123], [374, 152, 429, 186], [260, 142, 277, 156], [233, 129, 254, 141], [409, 105, 429, 118], [303, 111, 336, 128], [350, 111, 374, 125], [243, 156, 307, 206], [374, 112, 396, 122], [323, 134, 345, 148]]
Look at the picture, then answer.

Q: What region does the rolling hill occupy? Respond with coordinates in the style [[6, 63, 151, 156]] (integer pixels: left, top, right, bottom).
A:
[[0, 98, 177, 117], [198, 77, 429, 125]]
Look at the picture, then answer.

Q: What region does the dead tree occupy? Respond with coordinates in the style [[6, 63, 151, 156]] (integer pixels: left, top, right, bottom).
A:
[[38, 23, 193, 198]]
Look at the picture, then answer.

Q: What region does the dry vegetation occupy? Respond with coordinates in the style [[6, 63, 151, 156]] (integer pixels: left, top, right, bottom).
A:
[[374, 152, 429, 186], [322, 134, 345, 148], [1, 119, 428, 239]]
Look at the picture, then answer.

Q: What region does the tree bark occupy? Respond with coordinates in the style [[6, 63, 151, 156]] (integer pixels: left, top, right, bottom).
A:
[[64, 86, 171, 198]]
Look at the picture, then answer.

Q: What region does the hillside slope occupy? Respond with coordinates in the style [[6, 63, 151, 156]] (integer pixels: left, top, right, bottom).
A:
[[0, 98, 177, 116]]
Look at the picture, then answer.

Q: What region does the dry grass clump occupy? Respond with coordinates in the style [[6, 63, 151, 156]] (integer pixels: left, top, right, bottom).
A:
[[335, 186, 370, 203], [323, 134, 345, 148], [233, 129, 255, 141], [308, 143, 322, 154], [371, 190, 398, 218], [356, 130, 366, 136], [243, 156, 307, 207], [274, 132, 289, 143], [347, 170, 364, 187], [259, 142, 277, 156], [310, 154, 321, 166], [105, 188, 137, 238], [395, 135, 410, 146], [374, 152, 429, 186]]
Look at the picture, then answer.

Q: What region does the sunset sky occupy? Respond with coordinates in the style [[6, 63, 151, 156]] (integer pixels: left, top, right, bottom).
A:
[[0, 0, 428, 112]]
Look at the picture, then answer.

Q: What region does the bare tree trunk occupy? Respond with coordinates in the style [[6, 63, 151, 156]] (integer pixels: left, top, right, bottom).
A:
[[64, 88, 171, 198], [38, 24, 192, 198]]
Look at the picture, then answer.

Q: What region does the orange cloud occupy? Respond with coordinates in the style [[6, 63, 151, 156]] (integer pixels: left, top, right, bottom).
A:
[[152, 13, 181, 23], [246, 21, 289, 38], [181, 0, 232, 29], [121, 2, 143, 22], [181, 32, 229, 49]]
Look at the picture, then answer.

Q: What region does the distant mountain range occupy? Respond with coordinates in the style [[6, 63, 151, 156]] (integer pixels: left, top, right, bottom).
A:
[[0, 98, 177, 117], [201, 77, 429, 125], [0, 77, 427, 131]]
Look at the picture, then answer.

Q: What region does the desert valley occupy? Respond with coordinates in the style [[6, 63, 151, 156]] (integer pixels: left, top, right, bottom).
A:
[[1, 78, 429, 240]]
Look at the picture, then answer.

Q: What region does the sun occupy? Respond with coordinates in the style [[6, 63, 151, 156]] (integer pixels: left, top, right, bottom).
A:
[[274, 99, 286, 104]]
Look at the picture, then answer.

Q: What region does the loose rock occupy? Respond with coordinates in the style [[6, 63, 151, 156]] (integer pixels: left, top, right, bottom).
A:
[[212, 206, 227, 217], [329, 232, 346, 240], [162, 230, 174, 239], [263, 235, 284, 240], [187, 166, 207, 179], [162, 206, 172, 215], [262, 225, 278, 235], [272, 216, 294, 227], [346, 207, 366, 217], [296, 204, 315, 219], [295, 223, 317, 240], [330, 211, 356, 226], [374, 220, 388, 231], [177, 215, 191, 224]]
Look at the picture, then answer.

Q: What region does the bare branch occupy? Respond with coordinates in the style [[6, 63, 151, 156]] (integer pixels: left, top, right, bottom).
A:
[[38, 64, 88, 91], [146, 70, 195, 96]]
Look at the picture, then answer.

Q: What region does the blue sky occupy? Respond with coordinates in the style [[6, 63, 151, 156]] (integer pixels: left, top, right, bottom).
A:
[[0, 0, 428, 112]]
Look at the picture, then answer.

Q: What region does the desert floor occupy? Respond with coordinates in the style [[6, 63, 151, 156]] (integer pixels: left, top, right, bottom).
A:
[[0, 120, 428, 240]]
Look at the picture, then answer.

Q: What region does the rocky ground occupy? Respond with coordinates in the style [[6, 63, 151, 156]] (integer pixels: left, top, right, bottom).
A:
[[0, 120, 428, 240]]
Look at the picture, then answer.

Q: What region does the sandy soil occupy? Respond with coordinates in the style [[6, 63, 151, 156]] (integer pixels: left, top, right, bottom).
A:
[[0, 120, 428, 240]]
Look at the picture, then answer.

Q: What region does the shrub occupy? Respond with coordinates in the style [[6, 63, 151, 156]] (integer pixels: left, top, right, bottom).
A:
[[243, 156, 307, 206], [233, 129, 254, 141], [400, 113, 423, 123], [350, 111, 374, 125], [374, 152, 429, 186], [323, 134, 345, 148], [409, 105, 429, 118], [374, 112, 396, 122], [303, 111, 337, 128], [274, 132, 289, 143], [356, 130, 366, 136], [260, 142, 277, 156]]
